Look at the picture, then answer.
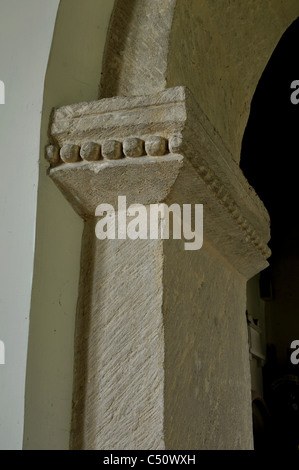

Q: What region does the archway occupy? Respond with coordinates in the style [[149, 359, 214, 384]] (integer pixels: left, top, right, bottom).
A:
[[101, 0, 299, 163], [45, 0, 299, 450], [241, 17, 299, 450], [24, 0, 299, 450]]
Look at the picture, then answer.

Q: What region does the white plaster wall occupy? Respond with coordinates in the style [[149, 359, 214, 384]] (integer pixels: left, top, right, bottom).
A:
[[0, 0, 115, 450], [0, 0, 60, 450], [23, 0, 115, 450]]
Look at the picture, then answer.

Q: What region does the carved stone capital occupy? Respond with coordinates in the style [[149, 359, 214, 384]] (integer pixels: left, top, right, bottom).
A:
[[45, 86, 270, 449], [47, 86, 270, 278]]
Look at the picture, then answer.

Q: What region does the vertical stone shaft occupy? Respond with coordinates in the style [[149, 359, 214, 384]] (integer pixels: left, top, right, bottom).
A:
[[47, 86, 271, 449], [71, 219, 165, 450]]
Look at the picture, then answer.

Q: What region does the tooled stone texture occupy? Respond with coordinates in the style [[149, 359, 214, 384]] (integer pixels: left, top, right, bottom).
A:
[[45, 135, 170, 168], [46, 86, 271, 450], [80, 142, 101, 161], [101, 0, 299, 162], [163, 236, 253, 449], [47, 86, 270, 270], [70, 221, 165, 450]]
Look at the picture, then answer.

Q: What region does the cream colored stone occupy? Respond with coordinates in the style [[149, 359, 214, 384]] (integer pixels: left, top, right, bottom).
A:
[[42, 0, 299, 452], [100, 0, 176, 98], [49, 156, 184, 219], [163, 237, 252, 449], [168, 133, 183, 154], [80, 141, 101, 161], [60, 143, 80, 163], [49, 86, 271, 269], [145, 136, 168, 157], [123, 137, 144, 158], [47, 85, 271, 450], [71, 221, 165, 450], [45, 144, 60, 166], [101, 0, 299, 161], [102, 139, 123, 160]]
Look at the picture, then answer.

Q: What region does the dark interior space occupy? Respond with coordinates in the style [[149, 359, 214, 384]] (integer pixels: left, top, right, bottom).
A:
[[240, 17, 299, 450]]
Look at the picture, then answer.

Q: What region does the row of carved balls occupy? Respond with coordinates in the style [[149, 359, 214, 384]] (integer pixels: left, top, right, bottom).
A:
[[45, 135, 184, 166], [45, 134, 269, 256]]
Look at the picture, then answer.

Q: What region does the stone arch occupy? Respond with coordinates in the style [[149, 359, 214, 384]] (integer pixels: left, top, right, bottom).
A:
[[99, 0, 176, 98], [97, 0, 299, 450], [43, 0, 299, 450], [101, 0, 299, 161]]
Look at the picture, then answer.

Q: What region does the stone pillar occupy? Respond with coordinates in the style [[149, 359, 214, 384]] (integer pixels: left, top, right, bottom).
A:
[[46, 86, 270, 450]]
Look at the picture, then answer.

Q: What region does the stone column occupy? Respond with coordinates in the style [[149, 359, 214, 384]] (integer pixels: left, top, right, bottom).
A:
[[46, 86, 270, 450]]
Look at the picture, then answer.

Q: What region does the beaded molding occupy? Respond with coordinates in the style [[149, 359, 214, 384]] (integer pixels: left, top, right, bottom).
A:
[[45, 135, 169, 166], [197, 161, 271, 258], [46, 133, 270, 259]]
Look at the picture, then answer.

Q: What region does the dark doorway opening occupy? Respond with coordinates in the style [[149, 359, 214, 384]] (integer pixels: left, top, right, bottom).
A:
[[240, 17, 299, 450]]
